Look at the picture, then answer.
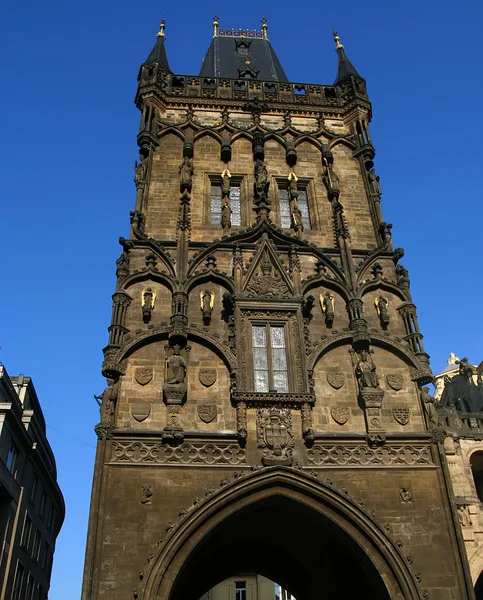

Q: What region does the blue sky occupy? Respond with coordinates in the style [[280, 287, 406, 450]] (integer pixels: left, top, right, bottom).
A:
[[1, 0, 482, 598]]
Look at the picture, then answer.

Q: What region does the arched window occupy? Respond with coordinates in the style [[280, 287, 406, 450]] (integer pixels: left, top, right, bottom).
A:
[[470, 451, 483, 501]]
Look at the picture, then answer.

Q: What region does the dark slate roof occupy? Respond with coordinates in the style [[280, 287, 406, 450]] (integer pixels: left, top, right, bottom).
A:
[[145, 35, 171, 71], [199, 36, 288, 82], [334, 46, 361, 84]]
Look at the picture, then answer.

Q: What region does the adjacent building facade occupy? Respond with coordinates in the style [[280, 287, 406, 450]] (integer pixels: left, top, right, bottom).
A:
[[0, 366, 65, 600], [82, 17, 476, 599]]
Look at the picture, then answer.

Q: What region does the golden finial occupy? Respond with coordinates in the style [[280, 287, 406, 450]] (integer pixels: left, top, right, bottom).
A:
[[213, 15, 219, 36], [333, 29, 344, 49], [261, 16, 268, 39], [157, 17, 166, 38]]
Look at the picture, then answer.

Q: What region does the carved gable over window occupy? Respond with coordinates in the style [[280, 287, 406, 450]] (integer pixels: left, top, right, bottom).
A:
[[243, 240, 292, 299]]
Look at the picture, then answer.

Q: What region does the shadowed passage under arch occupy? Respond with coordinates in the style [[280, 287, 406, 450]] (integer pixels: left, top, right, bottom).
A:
[[166, 494, 392, 600]]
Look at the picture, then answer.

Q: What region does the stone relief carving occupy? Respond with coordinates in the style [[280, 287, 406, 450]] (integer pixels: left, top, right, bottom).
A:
[[141, 486, 153, 505], [245, 249, 290, 298], [199, 369, 217, 387], [307, 444, 433, 467], [236, 402, 247, 445], [131, 402, 151, 422], [135, 367, 153, 386], [198, 404, 217, 423], [393, 407, 410, 426], [111, 441, 246, 465], [327, 371, 345, 390], [386, 374, 403, 391], [399, 487, 412, 503], [457, 505, 472, 527], [257, 407, 294, 466], [331, 406, 350, 425]]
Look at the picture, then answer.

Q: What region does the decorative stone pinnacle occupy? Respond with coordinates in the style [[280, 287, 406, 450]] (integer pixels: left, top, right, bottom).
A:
[[333, 29, 344, 49], [261, 16, 268, 38], [157, 17, 166, 38], [213, 15, 219, 36]]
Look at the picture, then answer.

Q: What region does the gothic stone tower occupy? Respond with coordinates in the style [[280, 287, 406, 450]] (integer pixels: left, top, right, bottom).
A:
[[82, 18, 474, 600]]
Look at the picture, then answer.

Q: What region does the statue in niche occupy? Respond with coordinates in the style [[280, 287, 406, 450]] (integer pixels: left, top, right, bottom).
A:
[[141, 287, 156, 322], [320, 292, 335, 327], [166, 345, 187, 385], [420, 386, 438, 427], [375, 296, 390, 329], [322, 160, 340, 193], [254, 159, 269, 196], [355, 350, 379, 390], [179, 156, 193, 190], [368, 168, 381, 196], [221, 201, 232, 231], [94, 378, 120, 423], [200, 290, 214, 325], [134, 156, 148, 187]]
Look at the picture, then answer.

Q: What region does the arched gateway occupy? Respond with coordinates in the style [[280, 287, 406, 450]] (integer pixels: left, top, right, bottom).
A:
[[142, 468, 417, 600], [82, 17, 474, 600]]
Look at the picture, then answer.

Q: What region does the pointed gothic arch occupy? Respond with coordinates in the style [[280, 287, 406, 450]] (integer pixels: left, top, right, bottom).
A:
[[140, 467, 419, 600]]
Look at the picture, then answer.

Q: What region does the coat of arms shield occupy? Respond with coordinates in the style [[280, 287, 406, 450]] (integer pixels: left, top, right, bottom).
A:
[[198, 404, 217, 423], [131, 402, 151, 422], [386, 374, 403, 391], [327, 372, 345, 390], [331, 406, 350, 425], [135, 367, 153, 386], [393, 407, 410, 426], [199, 369, 217, 387]]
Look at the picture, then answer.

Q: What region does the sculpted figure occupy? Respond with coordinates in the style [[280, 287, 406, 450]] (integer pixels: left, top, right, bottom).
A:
[[166, 345, 187, 385], [356, 351, 379, 389], [179, 156, 193, 189], [134, 157, 148, 186], [221, 170, 231, 198], [221, 201, 231, 230], [368, 168, 381, 195], [322, 162, 340, 193], [255, 159, 269, 194], [420, 386, 438, 426], [94, 378, 120, 422], [292, 206, 303, 229], [288, 173, 298, 200], [395, 264, 410, 290]]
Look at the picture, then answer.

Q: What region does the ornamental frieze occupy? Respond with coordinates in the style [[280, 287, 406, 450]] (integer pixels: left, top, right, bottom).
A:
[[110, 441, 246, 465], [307, 444, 433, 467]]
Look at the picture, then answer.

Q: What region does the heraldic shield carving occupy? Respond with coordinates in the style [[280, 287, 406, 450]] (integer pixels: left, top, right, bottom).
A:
[[199, 369, 217, 387], [327, 371, 345, 389], [257, 407, 294, 466], [198, 404, 217, 423], [393, 407, 410, 426], [331, 406, 350, 425], [386, 374, 403, 391], [131, 402, 151, 422], [135, 367, 153, 386]]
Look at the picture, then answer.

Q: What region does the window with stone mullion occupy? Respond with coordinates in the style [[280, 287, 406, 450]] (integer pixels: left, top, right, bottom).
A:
[[210, 182, 241, 226], [252, 324, 289, 393]]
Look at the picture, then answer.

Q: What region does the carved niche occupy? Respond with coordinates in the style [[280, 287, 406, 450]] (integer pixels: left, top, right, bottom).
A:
[[257, 407, 294, 466]]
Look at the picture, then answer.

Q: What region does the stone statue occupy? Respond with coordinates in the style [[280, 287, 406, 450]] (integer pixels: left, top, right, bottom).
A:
[[200, 290, 214, 324], [457, 505, 472, 527], [288, 173, 298, 200], [395, 264, 410, 290], [322, 163, 340, 193], [254, 159, 269, 195], [368, 168, 381, 195], [166, 346, 187, 385], [134, 157, 148, 187], [292, 206, 303, 230], [321, 292, 335, 327], [94, 378, 120, 422], [355, 351, 379, 389], [221, 201, 231, 230], [375, 296, 390, 329], [142, 287, 156, 322], [116, 252, 129, 280], [222, 170, 231, 198], [420, 386, 438, 427], [179, 156, 193, 190]]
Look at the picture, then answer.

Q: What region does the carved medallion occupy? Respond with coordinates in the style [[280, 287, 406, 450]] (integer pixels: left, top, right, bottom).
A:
[[257, 407, 294, 466], [132, 402, 151, 422], [331, 406, 350, 425], [393, 407, 410, 426], [199, 369, 217, 387], [198, 404, 217, 423], [135, 367, 153, 386], [327, 372, 345, 390], [386, 374, 403, 391]]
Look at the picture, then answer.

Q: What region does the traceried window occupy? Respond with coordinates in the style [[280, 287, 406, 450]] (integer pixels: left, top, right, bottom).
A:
[[210, 182, 241, 226], [252, 324, 289, 393], [235, 581, 247, 600], [279, 186, 311, 230]]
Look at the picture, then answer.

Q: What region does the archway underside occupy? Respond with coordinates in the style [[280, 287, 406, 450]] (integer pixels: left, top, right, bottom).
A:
[[166, 495, 393, 600]]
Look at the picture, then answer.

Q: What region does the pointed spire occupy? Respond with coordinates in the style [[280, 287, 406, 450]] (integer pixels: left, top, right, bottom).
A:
[[213, 15, 219, 37], [261, 16, 268, 39], [332, 30, 362, 84], [145, 17, 171, 71]]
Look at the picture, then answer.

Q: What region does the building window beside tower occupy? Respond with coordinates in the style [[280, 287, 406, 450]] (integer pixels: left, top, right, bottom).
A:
[[210, 181, 242, 226], [252, 324, 289, 393], [278, 187, 311, 230], [235, 581, 247, 600]]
